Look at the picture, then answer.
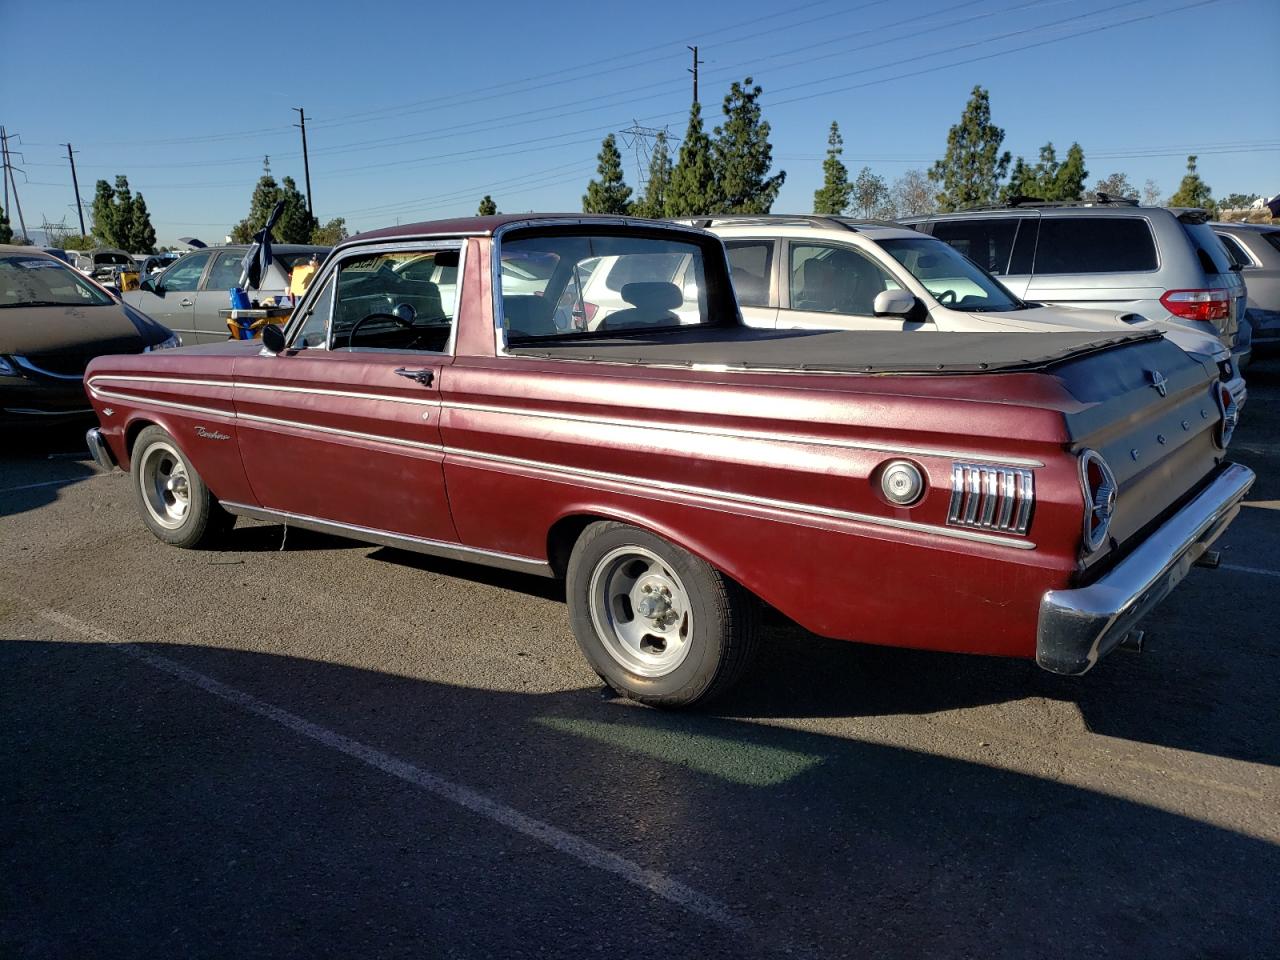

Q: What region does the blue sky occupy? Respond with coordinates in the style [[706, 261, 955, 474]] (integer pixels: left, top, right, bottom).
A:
[[2, 0, 1276, 245]]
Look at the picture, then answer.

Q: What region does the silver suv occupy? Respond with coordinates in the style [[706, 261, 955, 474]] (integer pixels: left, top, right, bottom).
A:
[[900, 200, 1249, 371]]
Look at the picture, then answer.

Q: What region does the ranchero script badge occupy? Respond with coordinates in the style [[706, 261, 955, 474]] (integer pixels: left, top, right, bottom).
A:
[[195, 426, 230, 441], [1148, 369, 1168, 397]]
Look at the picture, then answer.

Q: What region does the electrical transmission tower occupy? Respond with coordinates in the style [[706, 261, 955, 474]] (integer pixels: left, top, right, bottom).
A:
[[620, 121, 672, 191]]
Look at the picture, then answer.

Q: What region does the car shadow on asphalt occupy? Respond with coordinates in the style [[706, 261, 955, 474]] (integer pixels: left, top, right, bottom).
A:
[[0, 423, 98, 519], [2, 638, 1275, 959]]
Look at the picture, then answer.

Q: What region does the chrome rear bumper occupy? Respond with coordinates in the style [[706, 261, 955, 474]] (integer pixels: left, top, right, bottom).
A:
[[86, 427, 118, 472], [1037, 463, 1254, 675]]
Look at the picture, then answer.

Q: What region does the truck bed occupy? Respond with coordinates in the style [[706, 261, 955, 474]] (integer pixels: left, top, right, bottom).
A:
[[507, 326, 1159, 374]]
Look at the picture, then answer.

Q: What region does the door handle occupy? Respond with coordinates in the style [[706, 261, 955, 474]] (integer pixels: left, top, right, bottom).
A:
[[180, 298, 194, 307], [394, 367, 435, 386]]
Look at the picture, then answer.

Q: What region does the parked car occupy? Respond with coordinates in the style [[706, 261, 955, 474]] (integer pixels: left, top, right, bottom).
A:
[[900, 199, 1250, 374], [134, 253, 179, 276], [73, 248, 136, 289], [83, 215, 1252, 707], [121, 244, 329, 344], [1214, 221, 1280, 357], [688, 215, 1246, 408], [0, 246, 178, 425], [41, 248, 73, 265]]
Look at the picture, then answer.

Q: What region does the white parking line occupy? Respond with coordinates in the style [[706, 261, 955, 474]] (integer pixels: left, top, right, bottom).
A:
[[0, 475, 101, 495], [38, 608, 747, 936], [1222, 563, 1280, 579]]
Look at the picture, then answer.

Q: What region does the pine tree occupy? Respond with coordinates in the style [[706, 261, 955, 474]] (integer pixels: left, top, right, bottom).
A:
[[477, 195, 497, 216], [712, 78, 784, 214], [0, 204, 12, 244], [90, 179, 120, 247], [631, 131, 672, 219], [665, 102, 718, 217], [582, 134, 633, 215], [929, 86, 1010, 212], [1052, 142, 1087, 201], [275, 176, 318, 243], [127, 192, 157, 253], [1001, 157, 1036, 203], [231, 157, 282, 243], [1168, 155, 1215, 212], [812, 122, 851, 215]]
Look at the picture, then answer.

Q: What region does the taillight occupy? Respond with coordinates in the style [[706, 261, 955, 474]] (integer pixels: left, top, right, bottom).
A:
[[572, 301, 599, 330], [1078, 450, 1117, 554], [1214, 383, 1238, 449], [1160, 289, 1230, 322]]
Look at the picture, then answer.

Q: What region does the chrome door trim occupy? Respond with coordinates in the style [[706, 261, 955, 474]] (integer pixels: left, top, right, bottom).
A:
[[236, 411, 444, 453], [447, 446, 1037, 551], [445, 399, 1045, 467], [87, 374, 439, 408], [220, 501, 553, 577]]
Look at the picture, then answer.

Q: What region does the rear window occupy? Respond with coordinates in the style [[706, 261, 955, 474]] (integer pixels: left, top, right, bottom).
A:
[[1215, 233, 1254, 267], [1033, 217, 1158, 274], [929, 218, 1019, 275], [1180, 222, 1233, 276]]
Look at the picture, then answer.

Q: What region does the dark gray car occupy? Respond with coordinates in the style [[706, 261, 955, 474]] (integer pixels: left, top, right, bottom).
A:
[[1214, 221, 1280, 357], [121, 244, 328, 344], [901, 201, 1250, 370]]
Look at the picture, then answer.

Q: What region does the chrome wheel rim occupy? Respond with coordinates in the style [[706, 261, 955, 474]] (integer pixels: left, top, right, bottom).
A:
[[588, 546, 694, 678], [138, 440, 191, 529]]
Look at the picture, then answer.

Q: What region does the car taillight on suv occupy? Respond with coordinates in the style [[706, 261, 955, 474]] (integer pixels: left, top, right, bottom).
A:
[[1160, 288, 1231, 322]]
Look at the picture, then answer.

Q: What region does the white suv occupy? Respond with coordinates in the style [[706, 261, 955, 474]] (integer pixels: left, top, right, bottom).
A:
[[688, 215, 1246, 408]]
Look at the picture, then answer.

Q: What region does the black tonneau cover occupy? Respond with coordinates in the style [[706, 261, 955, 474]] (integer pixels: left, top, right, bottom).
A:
[[507, 326, 1160, 374]]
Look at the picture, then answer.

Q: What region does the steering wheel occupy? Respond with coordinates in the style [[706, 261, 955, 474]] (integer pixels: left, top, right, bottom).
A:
[[348, 304, 416, 347], [934, 289, 958, 306]]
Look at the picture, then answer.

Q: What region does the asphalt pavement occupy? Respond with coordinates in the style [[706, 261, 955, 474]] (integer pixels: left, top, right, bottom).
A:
[[3, 360, 1279, 960]]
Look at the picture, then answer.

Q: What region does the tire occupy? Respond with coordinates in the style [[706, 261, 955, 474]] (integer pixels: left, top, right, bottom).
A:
[[130, 425, 233, 549], [566, 521, 759, 708]]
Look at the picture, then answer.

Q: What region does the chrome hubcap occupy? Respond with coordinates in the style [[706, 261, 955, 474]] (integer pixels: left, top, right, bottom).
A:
[[588, 546, 694, 678], [139, 441, 191, 529]]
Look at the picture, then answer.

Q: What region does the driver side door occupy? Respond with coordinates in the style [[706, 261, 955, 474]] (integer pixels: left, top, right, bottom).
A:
[[231, 242, 463, 544]]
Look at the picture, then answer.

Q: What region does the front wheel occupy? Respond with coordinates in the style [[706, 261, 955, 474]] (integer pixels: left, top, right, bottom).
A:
[[566, 522, 759, 708], [130, 425, 233, 549]]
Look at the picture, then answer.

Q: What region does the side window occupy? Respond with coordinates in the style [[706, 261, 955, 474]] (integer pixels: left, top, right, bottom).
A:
[[330, 246, 460, 352], [789, 243, 897, 316], [159, 252, 212, 292], [725, 240, 774, 307], [1215, 234, 1253, 268], [1034, 217, 1158, 274], [291, 276, 334, 349], [930, 219, 1018, 274], [203, 251, 245, 291]]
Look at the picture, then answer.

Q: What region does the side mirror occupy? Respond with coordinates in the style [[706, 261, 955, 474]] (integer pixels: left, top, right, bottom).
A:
[[261, 324, 287, 354], [873, 289, 918, 317], [139, 276, 160, 293]]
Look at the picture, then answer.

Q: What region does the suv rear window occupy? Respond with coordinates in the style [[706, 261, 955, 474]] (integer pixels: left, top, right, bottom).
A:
[[1034, 217, 1158, 273], [1180, 222, 1233, 276], [929, 219, 1018, 275]]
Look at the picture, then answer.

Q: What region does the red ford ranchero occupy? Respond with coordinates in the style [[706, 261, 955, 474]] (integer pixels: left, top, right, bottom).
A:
[[84, 215, 1254, 707]]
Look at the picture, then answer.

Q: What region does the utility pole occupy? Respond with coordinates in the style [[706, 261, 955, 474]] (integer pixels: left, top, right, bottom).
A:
[[61, 142, 86, 236], [293, 106, 313, 218], [687, 45, 704, 104], [1, 127, 29, 242]]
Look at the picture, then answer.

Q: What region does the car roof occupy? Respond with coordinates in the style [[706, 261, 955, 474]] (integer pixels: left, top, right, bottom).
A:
[[903, 204, 1205, 221], [1211, 220, 1278, 234], [0, 244, 54, 255], [695, 217, 922, 241], [342, 213, 708, 249]]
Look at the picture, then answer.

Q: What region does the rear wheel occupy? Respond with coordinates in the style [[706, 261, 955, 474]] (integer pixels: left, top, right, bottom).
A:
[[566, 521, 759, 708], [130, 425, 233, 549]]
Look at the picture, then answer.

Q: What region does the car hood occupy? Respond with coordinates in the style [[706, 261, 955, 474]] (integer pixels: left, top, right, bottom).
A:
[[961, 304, 1227, 359], [1, 302, 172, 356]]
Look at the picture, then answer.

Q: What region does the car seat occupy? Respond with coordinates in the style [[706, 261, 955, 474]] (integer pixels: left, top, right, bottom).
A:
[[600, 282, 683, 329]]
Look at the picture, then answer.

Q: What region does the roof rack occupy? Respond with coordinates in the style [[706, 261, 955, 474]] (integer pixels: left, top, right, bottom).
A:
[[960, 194, 1142, 212], [674, 214, 863, 232]]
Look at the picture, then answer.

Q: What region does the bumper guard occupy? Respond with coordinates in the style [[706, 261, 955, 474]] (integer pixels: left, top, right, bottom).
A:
[[86, 427, 118, 472]]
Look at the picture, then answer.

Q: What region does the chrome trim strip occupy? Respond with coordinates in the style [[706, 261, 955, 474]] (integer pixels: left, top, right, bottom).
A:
[[88, 375, 439, 408], [448, 446, 1037, 550], [235, 411, 444, 453], [85, 386, 235, 421], [86, 380, 1046, 467], [13, 356, 85, 381], [446, 400, 1046, 467], [220, 501, 553, 578]]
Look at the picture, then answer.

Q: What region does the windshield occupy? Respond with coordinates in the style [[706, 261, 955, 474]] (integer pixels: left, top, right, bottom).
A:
[[0, 254, 115, 308], [878, 236, 1023, 312]]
